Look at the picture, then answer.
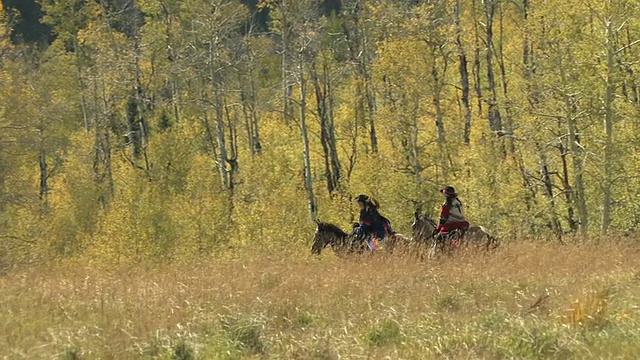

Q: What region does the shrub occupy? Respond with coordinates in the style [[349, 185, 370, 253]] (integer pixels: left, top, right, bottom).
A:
[[173, 340, 195, 360], [220, 316, 266, 355], [499, 324, 571, 359], [366, 319, 402, 347], [436, 294, 462, 312], [61, 348, 81, 360]]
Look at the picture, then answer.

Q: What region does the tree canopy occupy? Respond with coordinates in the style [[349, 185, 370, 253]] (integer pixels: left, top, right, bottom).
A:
[[1, 0, 639, 265]]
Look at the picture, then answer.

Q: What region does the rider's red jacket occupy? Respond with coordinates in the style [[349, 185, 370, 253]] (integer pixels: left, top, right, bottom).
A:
[[437, 199, 470, 233]]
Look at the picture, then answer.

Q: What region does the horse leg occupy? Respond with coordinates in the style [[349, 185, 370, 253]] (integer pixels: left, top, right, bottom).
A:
[[386, 235, 396, 253], [429, 235, 446, 259], [428, 241, 438, 259], [490, 234, 499, 250]]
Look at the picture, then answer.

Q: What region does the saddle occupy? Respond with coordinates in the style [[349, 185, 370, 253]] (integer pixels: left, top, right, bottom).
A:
[[435, 228, 466, 247], [351, 224, 384, 250]]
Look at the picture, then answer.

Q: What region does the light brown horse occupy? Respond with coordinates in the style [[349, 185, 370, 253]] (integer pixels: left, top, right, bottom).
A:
[[411, 212, 499, 256]]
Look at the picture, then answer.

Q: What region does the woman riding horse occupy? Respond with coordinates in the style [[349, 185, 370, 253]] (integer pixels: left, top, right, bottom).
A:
[[433, 186, 470, 239], [353, 194, 394, 249], [411, 187, 499, 256]]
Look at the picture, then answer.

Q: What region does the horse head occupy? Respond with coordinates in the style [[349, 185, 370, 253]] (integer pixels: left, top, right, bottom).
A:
[[411, 212, 437, 242], [311, 220, 349, 255]]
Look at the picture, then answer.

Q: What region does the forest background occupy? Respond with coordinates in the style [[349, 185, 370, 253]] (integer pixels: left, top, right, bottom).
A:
[[1, 0, 640, 266]]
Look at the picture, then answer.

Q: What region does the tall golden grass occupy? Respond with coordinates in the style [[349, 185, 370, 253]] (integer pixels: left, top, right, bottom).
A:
[[2, 241, 640, 359]]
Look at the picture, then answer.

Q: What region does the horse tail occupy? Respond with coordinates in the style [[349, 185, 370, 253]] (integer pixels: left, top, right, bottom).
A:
[[479, 226, 499, 250]]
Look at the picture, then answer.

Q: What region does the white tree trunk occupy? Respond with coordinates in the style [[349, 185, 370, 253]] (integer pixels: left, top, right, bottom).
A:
[[601, 20, 615, 233], [560, 64, 588, 235], [299, 61, 317, 221]]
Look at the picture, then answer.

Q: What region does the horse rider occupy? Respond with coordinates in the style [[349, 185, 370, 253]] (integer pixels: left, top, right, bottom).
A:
[[433, 186, 470, 240], [354, 194, 393, 249]]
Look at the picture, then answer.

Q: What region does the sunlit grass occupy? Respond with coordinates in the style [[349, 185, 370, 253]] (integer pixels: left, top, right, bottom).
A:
[[2, 241, 640, 359]]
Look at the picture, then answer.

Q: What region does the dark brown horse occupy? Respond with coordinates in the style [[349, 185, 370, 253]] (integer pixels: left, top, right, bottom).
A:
[[411, 212, 499, 255], [311, 220, 411, 255]]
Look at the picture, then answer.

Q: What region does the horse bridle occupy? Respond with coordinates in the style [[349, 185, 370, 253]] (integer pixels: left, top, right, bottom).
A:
[[413, 215, 437, 240]]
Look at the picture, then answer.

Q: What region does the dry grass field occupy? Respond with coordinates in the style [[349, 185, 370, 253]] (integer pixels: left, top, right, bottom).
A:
[[2, 241, 640, 359]]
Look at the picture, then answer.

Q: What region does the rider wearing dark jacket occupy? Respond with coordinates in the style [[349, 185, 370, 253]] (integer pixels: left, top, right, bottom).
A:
[[354, 194, 393, 240]]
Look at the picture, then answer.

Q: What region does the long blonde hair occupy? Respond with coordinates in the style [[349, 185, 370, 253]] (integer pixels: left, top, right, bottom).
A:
[[367, 196, 380, 210]]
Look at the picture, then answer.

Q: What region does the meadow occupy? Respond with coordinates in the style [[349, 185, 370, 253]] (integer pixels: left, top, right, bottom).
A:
[[2, 240, 640, 359], [3, 1, 640, 358]]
